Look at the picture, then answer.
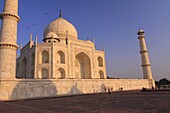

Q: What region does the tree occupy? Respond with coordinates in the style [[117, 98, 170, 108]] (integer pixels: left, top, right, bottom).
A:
[[155, 78, 170, 86], [159, 78, 169, 85]]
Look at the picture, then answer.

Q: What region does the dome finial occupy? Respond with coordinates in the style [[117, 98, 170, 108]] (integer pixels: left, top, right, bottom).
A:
[[59, 9, 62, 18], [138, 27, 144, 31]]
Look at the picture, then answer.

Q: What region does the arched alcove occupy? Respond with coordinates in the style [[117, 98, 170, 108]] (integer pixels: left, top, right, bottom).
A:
[[98, 56, 103, 67], [16, 62, 19, 78], [31, 53, 35, 66], [75, 60, 80, 78], [21, 57, 27, 78], [41, 50, 49, 64], [58, 68, 65, 79], [41, 68, 49, 79], [99, 70, 104, 79], [31, 70, 34, 79], [76, 52, 91, 79], [58, 51, 65, 64]]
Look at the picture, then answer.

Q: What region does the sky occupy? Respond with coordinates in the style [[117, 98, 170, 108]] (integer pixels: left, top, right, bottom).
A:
[[0, 0, 170, 81]]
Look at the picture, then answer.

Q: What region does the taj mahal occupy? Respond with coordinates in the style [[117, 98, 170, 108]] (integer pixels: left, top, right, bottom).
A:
[[0, 0, 155, 100], [16, 11, 107, 80]]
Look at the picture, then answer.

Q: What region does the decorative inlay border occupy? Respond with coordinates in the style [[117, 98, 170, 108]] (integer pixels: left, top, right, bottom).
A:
[[141, 64, 151, 67], [0, 12, 20, 22], [0, 43, 18, 50], [138, 36, 145, 39], [140, 50, 148, 53]]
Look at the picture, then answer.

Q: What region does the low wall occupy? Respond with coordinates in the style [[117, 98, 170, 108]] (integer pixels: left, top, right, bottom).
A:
[[0, 79, 155, 100]]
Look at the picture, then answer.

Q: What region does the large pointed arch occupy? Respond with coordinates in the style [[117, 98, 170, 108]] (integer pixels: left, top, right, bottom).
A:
[[75, 52, 91, 79], [21, 57, 27, 78], [31, 70, 34, 79], [31, 52, 35, 66], [16, 62, 19, 75]]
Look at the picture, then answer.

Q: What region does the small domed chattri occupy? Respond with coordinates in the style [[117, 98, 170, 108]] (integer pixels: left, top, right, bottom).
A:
[[137, 28, 145, 35], [45, 31, 58, 39]]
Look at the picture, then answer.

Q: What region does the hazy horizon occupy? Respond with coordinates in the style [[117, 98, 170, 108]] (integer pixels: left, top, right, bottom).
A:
[[0, 0, 170, 81]]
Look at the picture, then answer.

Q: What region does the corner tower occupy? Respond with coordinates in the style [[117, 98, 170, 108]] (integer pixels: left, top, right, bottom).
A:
[[137, 28, 153, 79], [0, 0, 20, 79]]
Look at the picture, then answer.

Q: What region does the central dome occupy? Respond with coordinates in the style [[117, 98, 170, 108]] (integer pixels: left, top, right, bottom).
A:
[[44, 17, 78, 40]]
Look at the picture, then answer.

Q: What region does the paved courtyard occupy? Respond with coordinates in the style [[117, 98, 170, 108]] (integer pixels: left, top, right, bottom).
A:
[[0, 90, 170, 113]]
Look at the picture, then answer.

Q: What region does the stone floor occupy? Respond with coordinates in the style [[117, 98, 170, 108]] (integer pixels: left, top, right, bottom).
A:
[[0, 91, 170, 113]]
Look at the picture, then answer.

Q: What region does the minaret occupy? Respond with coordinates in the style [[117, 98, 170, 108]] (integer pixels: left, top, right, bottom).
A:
[[0, 0, 20, 79], [137, 28, 153, 79]]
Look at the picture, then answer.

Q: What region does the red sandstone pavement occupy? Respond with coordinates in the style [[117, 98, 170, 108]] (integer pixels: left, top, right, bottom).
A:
[[0, 91, 170, 113]]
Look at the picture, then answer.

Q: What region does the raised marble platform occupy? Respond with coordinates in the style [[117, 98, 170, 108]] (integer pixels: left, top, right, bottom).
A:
[[0, 79, 155, 100]]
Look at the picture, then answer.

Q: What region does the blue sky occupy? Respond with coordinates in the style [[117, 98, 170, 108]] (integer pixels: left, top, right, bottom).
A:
[[0, 0, 170, 81]]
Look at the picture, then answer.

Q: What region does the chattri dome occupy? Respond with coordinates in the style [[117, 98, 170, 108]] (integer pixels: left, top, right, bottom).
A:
[[138, 29, 144, 33], [45, 31, 58, 39], [137, 28, 145, 35], [43, 15, 78, 41]]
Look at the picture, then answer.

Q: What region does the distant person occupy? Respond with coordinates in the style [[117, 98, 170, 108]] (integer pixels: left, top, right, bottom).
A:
[[158, 85, 160, 89], [120, 87, 123, 91], [108, 88, 111, 95], [152, 86, 154, 90], [142, 87, 146, 92]]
